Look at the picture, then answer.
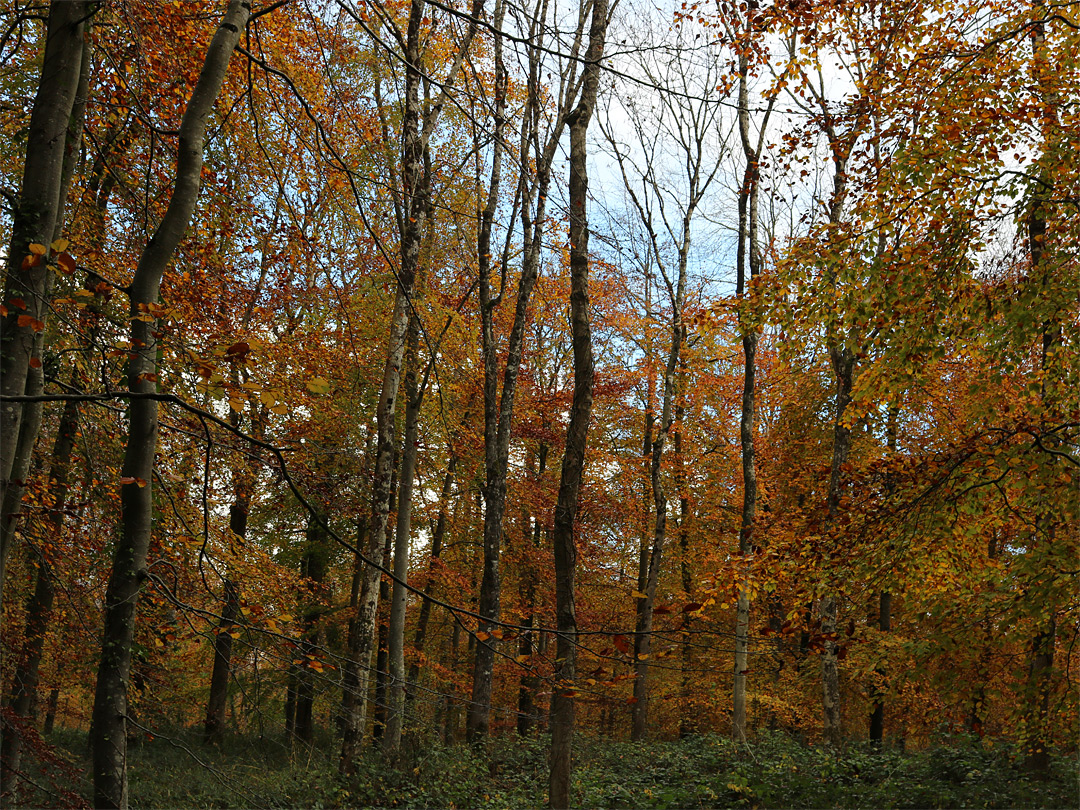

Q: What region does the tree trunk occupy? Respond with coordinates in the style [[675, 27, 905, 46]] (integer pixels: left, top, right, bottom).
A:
[[341, 0, 486, 769], [337, 433, 373, 737], [517, 445, 546, 737], [385, 315, 421, 753], [406, 454, 455, 694], [868, 591, 891, 747], [674, 414, 696, 738], [296, 517, 329, 746], [821, 351, 854, 750], [204, 454, 251, 745], [42, 689, 59, 735], [0, 384, 79, 793], [90, 5, 248, 806], [549, 3, 606, 804], [0, 3, 88, 572], [0, 3, 90, 602]]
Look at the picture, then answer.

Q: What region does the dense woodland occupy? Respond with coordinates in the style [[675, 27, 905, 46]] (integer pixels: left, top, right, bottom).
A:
[[0, 0, 1077, 807]]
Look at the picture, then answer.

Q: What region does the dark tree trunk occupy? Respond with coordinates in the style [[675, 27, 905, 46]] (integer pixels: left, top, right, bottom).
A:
[[43, 688, 59, 735], [0, 1, 90, 602], [406, 454, 456, 693], [0, 4, 88, 582], [296, 517, 329, 746], [868, 591, 892, 747], [90, 6, 248, 806], [204, 469, 250, 745], [549, 3, 607, 804]]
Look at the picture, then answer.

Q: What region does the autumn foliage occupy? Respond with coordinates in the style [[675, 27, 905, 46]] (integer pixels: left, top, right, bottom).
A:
[[0, 0, 1076, 806]]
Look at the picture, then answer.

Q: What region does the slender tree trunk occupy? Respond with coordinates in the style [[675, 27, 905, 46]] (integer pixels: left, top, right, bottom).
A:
[[821, 351, 854, 750], [0, 4, 89, 601], [296, 517, 329, 745], [0, 3, 88, 570], [372, 465, 398, 742], [385, 316, 421, 753], [42, 689, 59, 735], [0, 386, 79, 793], [549, 4, 606, 804], [517, 445, 546, 737], [338, 434, 373, 737], [204, 447, 251, 745], [341, 0, 486, 768], [406, 454, 455, 693], [730, 10, 775, 739], [674, 414, 695, 738], [869, 406, 898, 748], [868, 592, 891, 746], [90, 5, 248, 806]]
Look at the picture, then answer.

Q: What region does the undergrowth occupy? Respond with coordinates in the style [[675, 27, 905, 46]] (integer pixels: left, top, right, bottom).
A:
[[20, 728, 1078, 808]]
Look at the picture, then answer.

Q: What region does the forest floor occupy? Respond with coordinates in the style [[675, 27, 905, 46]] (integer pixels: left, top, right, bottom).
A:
[[30, 728, 1079, 809]]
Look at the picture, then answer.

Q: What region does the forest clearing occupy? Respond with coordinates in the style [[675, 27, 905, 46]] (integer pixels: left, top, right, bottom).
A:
[[0, 0, 1076, 808]]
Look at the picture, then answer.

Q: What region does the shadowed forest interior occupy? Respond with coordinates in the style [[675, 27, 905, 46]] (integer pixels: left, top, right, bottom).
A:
[[0, 0, 1076, 807]]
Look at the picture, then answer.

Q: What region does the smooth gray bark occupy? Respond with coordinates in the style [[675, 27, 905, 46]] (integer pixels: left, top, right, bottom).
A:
[[0, 1, 90, 603], [384, 316, 421, 752], [90, 4, 248, 806]]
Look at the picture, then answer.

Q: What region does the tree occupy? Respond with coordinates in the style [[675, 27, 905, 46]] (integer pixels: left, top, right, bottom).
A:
[[0, 0, 89, 602], [549, 0, 609, 804], [600, 13, 729, 740], [90, 3, 249, 805]]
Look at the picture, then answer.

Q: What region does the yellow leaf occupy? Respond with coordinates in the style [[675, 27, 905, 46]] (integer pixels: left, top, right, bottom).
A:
[[50, 238, 70, 252], [306, 376, 331, 394], [28, 243, 46, 255], [476, 631, 490, 641], [631, 589, 647, 599]]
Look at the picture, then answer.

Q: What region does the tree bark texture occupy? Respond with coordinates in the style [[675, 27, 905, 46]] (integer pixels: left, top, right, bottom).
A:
[[385, 316, 421, 753], [295, 518, 329, 746], [469, 0, 512, 739], [0, 2, 90, 603], [0, 0, 88, 527], [90, 4, 248, 806], [549, 2, 607, 805]]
